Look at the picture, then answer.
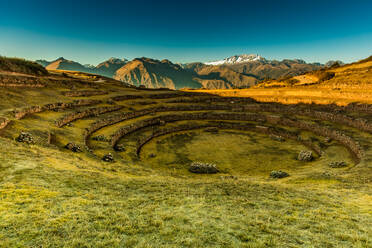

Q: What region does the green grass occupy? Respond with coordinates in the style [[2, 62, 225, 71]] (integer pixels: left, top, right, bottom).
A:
[[0, 56, 48, 76], [0, 137, 371, 247], [0, 70, 371, 247]]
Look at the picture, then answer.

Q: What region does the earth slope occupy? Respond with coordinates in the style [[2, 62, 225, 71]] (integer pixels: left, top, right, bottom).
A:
[[0, 56, 371, 247], [36, 54, 322, 90], [203, 55, 322, 80], [94, 57, 128, 78], [192, 55, 372, 105], [114, 58, 202, 89], [114, 58, 259, 89], [45, 57, 94, 73]]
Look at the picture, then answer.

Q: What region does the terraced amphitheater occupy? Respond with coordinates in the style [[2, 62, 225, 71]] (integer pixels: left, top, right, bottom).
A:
[[0, 57, 371, 247]]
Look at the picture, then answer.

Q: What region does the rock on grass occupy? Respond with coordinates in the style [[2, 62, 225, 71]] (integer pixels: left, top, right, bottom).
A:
[[329, 161, 347, 168], [65, 143, 82, 152], [16, 132, 34, 144], [189, 162, 219, 174], [270, 170, 290, 179], [102, 153, 114, 162], [298, 150, 313, 161]]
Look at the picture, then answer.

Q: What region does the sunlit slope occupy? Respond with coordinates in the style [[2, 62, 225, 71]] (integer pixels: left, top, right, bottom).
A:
[[0, 56, 371, 247], [190, 55, 372, 105]]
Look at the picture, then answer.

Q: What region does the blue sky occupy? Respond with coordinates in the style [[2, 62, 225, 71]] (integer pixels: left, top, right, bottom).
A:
[[0, 0, 372, 65]]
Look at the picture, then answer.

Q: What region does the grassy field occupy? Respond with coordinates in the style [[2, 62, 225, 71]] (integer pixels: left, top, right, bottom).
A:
[[0, 58, 371, 247], [0, 137, 371, 248]]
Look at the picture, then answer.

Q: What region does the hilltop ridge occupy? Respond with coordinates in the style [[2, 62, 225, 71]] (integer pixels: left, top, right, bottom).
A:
[[35, 55, 324, 89]]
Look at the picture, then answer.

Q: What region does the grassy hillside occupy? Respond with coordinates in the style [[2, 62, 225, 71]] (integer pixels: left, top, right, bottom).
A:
[[192, 55, 372, 105], [0, 56, 48, 76], [0, 58, 371, 247]]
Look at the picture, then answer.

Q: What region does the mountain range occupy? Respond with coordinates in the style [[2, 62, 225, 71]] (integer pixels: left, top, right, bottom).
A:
[[36, 57, 128, 78], [36, 54, 327, 89]]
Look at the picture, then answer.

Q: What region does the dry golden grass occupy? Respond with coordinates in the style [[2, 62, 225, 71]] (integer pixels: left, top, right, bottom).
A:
[[0, 58, 371, 247]]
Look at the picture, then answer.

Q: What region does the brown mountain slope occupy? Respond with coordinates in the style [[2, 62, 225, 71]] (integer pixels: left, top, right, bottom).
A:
[[95, 57, 128, 78], [114, 58, 258, 89], [193, 65, 258, 89], [222, 59, 322, 80], [190, 55, 372, 105], [45, 57, 93, 73], [114, 58, 202, 89]]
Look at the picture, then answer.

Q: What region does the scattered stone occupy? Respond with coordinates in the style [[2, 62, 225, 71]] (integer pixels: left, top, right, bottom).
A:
[[322, 172, 332, 178], [66, 123, 73, 127], [114, 144, 126, 152], [270, 170, 290, 179], [270, 134, 285, 142], [189, 162, 219, 174], [159, 120, 166, 126], [298, 150, 313, 161], [16, 132, 34, 144], [85, 146, 93, 153], [65, 143, 82, 152], [92, 135, 108, 142], [102, 153, 114, 162], [220, 175, 238, 180], [329, 161, 347, 168], [149, 153, 156, 158]]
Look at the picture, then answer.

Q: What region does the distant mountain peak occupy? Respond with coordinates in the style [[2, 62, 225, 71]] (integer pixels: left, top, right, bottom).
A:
[[205, 54, 265, 65], [106, 57, 128, 63], [84, 64, 95, 69]]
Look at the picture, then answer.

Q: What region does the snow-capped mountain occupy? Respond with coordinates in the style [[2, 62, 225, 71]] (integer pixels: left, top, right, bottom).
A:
[[84, 64, 95, 69], [205, 54, 265, 65], [104, 57, 128, 64]]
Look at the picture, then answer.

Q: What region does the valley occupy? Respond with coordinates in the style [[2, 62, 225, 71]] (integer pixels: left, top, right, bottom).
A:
[[0, 56, 371, 247]]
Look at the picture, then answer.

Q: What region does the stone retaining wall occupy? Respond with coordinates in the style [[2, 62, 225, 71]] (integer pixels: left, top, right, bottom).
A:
[[135, 122, 322, 157], [61, 90, 107, 97], [111, 95, 144, 101], [254, 103, 372, 134], [14, 99, 101, 119], [0, 75, 45, 88], [83, 104, 241, 145], [55, 105, 124, 127], [110, 112, 362, 163]]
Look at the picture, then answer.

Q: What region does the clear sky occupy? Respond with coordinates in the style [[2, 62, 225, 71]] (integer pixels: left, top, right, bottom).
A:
[[1, 0, 372, 65]]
